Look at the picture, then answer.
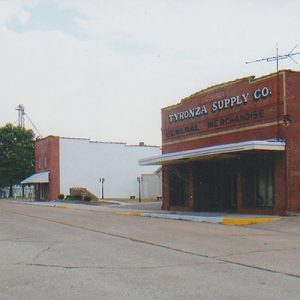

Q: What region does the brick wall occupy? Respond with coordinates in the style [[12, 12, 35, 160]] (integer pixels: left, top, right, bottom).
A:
[[161, 70, 300, 214], [284, 71, 300, 211], [162, 73, 283, 153], [35, 136, 60, 200]]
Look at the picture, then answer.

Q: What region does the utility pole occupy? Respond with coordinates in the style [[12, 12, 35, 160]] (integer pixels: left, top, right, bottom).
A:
[[137, 176, 143, 203], [99, 178, 105, 199]]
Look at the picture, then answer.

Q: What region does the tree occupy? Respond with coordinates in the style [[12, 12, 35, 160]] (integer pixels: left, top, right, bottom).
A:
[[0, 123, 35, 197]]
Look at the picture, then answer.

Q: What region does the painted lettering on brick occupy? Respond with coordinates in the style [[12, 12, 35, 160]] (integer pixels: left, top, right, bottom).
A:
[[168, 86, 271, 123]]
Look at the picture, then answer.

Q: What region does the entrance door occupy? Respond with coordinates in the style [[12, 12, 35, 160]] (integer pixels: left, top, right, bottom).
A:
[[35, 184, 48, 200], [220, 170, 237, 210], [195, 160, 237, 211]]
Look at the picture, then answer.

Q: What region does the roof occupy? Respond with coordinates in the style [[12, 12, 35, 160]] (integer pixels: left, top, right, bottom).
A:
[[162, 69, 300, 111], [36, 135, 160, 148]]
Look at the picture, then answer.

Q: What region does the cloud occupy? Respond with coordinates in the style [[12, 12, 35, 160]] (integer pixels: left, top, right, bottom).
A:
[[0, 0, 300, 145], [0, 1, 23, 23], [16, 9, 30, 24]]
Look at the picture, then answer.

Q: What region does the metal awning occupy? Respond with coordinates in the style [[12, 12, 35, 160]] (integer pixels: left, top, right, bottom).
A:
[[139, 140, 285, 166], [21, 171, 49, 184]]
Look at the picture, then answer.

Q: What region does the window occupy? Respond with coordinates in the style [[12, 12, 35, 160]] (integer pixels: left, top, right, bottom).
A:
[[242, 154, 274, 208], [169, 165, 189, 206]]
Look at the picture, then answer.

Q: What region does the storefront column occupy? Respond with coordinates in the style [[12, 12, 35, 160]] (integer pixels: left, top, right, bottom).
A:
[[188, 163, 195, 210], [161, 166, 170, 210]]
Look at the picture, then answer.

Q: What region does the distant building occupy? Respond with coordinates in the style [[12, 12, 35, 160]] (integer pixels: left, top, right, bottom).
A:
[[140, 70, 300, 215], [22, 136, 161, 200]]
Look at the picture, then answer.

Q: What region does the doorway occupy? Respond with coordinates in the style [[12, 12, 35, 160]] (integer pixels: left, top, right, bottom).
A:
[[35, 184, 48, 200], [194, 160, 237, 211]]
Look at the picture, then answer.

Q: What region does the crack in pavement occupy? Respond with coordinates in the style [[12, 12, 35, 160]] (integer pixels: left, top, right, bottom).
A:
[[3, 209, 300, 280], [19, 261, 225, 270], [217, 259, 300, 279], [212, 247, 300, 259], [0, 238, 62, 243], [243, 223, 300, 236], [32, 242, 60, 262]]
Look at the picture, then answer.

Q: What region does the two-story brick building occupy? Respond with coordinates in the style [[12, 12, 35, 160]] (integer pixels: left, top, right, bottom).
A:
[[140, 70, 300, 215]]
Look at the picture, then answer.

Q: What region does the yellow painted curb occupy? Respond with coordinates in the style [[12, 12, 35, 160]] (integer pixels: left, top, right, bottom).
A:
[[223, 217, 281, 225], [116, 211, 141, 216], [57, 205, 71, 209]]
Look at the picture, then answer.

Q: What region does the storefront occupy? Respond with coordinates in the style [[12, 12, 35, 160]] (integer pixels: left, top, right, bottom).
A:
[[21, 171, 50, 200], [140, 70, 300, 215]]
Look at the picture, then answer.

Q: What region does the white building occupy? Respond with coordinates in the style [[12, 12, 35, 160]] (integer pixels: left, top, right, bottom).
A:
[[22, 136, 161, 200]]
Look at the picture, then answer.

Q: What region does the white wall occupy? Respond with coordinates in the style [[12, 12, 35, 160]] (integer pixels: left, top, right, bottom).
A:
[[59, 138, 161, 199], [141, 172, 162, 200]]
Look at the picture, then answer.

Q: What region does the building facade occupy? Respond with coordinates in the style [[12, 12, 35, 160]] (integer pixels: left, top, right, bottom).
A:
[[22, 136, 161, 200], [140, 70, 300, 215]]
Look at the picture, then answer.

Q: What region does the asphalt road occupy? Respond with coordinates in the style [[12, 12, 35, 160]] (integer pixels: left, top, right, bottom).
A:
[[0, 200, 299, 299]]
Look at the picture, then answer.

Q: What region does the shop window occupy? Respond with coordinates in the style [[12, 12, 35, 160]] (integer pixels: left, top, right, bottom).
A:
[[168, 165, 189, 206], [242, 155, 274, 208]]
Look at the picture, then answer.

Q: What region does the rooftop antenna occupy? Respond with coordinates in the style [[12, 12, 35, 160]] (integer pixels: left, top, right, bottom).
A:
[[15, 105, 42, 137], [245, 44, 300, 72], [245, 45, 297, 140]]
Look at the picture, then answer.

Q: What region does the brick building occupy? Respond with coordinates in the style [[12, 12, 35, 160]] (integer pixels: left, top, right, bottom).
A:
[[22, 136, 161, 200], [140, 70, 300, 215]]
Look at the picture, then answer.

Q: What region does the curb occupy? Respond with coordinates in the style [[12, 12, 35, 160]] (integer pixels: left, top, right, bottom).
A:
[[116, 211, 142, 216], [141, 213, 223, 224], [57, 205, 71, 209], [222, 217, 281, 225], [118, 211, 281, 225]]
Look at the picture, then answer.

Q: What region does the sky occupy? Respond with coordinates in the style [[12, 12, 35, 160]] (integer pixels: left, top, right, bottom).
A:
[[1, 0, 300, 145]]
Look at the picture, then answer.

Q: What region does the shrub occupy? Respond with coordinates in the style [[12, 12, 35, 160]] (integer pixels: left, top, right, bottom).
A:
[[84, 195, 92, 201], [58, 194, 65, 200], [70, 194, 82, 200], [64, 194, 81, 201], [64, 194, 91, 201]]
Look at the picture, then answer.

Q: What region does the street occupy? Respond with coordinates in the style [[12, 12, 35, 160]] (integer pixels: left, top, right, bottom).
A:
[[0, 200, 299, 299]]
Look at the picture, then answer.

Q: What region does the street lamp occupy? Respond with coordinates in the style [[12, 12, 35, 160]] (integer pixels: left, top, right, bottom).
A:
[[99, 178, 105, 199], [137, 176, 143, 203]]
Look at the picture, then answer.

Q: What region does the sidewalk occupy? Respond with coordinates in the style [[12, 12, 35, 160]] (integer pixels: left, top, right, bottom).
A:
[[14, 199, 283, 225]]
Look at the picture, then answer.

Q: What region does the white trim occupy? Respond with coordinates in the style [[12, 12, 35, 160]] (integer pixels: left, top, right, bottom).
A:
[[139, 140, 285, 165], [21, 171, 49, 184]]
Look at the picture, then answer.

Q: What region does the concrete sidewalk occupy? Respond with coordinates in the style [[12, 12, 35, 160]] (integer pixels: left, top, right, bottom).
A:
[[14, 199, 283, 225]]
